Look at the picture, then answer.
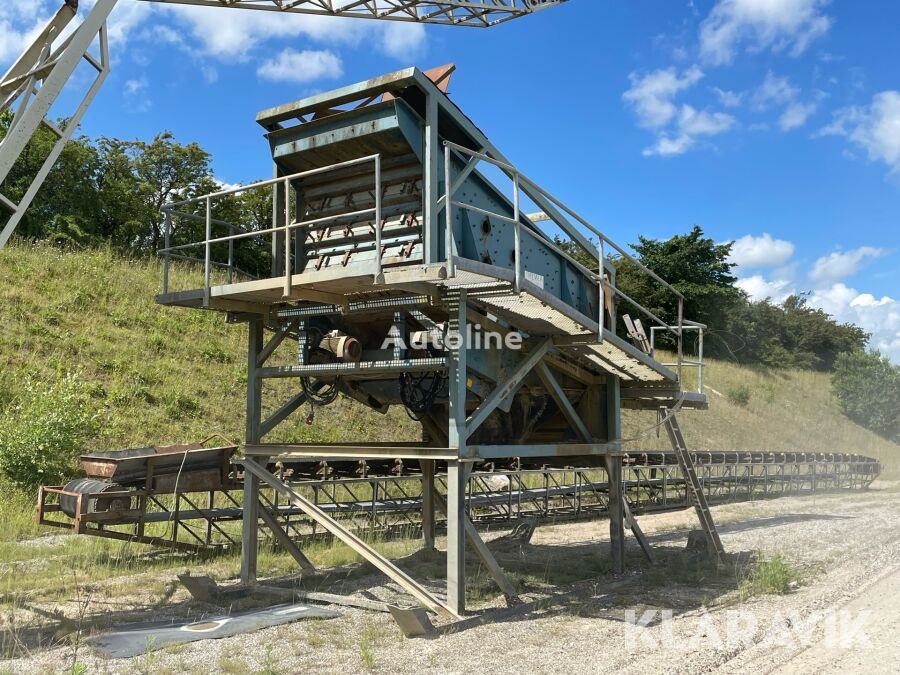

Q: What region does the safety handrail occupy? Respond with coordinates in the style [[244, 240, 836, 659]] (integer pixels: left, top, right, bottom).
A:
[[650, 324, 705, 394], [442, 140, 689, 382], [158, 154, 383, 302]]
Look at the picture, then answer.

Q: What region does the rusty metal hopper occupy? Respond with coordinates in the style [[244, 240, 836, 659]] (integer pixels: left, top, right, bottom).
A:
[[79, 443, 236, 488]]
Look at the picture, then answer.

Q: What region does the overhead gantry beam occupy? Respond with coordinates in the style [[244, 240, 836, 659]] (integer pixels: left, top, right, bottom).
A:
[[140, 1, 568, 27]]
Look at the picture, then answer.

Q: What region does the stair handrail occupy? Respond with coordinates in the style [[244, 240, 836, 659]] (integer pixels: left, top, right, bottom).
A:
[[442, 140, 688, 381]]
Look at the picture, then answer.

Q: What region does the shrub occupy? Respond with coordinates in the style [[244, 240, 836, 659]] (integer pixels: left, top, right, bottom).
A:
[[832, 350, 900, 442], [726, 384, 751, 407], [738, 554, 796, 599], [0, 374, 101, 489]]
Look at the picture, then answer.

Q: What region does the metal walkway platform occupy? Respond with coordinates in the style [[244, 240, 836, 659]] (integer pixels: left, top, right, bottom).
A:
[[152, 65, 717, 614]]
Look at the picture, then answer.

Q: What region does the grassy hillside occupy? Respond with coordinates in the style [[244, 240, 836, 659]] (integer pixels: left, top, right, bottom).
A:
[[0, 242, 419, 455], [623, 358, 899, 478], [1, 242, 897, 476]]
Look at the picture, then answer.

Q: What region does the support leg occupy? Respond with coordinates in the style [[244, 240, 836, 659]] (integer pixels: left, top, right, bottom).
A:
[[241, 467, 260, 584], [446, 289, 468, 614], [447, 460, 468, 615], [241, 318, 264, 585], [605, 456, 625, 573], [605, 374, 625, 573], [421, 460, 436, 551], [434, 492, 518, 603]]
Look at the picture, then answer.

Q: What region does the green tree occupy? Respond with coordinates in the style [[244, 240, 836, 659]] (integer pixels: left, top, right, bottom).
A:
[[832, 350, 900, 441], [0, 375, 101, 489], [725, 296, 868, 370], [613, 225, 744, 353], [96, 132, 214, 251], [0, 112, 102, 245]]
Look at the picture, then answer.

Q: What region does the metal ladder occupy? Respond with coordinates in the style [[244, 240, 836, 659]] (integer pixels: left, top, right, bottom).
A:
[[663, 410, 725, 558]]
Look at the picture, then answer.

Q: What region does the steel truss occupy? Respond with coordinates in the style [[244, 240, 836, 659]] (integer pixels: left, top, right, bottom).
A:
[[258, 452, 881, 535], [141, 1, 567, 27], [0, 0, 113, 248], [37, 451, 881, 551]]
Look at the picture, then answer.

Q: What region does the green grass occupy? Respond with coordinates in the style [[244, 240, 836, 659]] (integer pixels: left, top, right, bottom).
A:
[[0, 241, 419, 454], [0, 242, 897, 620], [737, 554, 797, 600], [624, 351, 900, 479]]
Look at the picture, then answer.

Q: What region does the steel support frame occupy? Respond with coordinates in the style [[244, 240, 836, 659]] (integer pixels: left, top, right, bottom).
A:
[[241, 317, 264, 584], [140, 0, 566, 27], [605, 375, 625, 572], [0, 0, 115, 249], [446, 289, 468, 614]]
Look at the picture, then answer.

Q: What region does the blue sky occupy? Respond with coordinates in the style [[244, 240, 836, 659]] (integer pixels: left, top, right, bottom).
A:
[[2, 0, 898, 360]]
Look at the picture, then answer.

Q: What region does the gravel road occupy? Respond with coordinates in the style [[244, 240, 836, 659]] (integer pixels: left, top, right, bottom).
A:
[[6, 484, 900, 674]]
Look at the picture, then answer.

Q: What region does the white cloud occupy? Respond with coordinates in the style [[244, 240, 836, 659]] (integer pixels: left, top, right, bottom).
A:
[[819, 91, 900, 175], [679, 105, 735, 136], [379, 23, 426, 61], [699, 0, 832, 66], [779, 101, 817, 130], [642, 104, 736, 157], [159, 5, 361, 61], [158, 4, 425, 64], [643, 135, 696, 157], [749, 71, 818, 131], [713, 87, 743, 108], [623, 66, 704, 129], [123, 75, 151, 113], [810, 283, 900, 362], [2, 2, 425, 84], [729, 233, 796, 268], [257, 49, 343, 84], [0, 2, 58, 63], [624, 67, 735, 157], [736, 274, 795, 303], [809, 247, 887, 285], [80, 0, 153, 47], [752, 71, 799, 111]]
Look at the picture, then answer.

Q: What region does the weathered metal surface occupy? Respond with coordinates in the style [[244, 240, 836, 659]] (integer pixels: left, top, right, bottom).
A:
[[41, 451, 881, 536], [79, 444, 234, 486], [58, 478, 130, 518]]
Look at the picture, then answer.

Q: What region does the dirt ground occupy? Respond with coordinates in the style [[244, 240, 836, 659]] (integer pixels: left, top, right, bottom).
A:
[[4, 483, 900, 675]]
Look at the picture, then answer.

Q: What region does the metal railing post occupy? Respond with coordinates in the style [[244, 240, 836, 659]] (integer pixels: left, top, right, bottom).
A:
[[227, 223, 234, 285], [374, 154, 382, 281], [698, 325, 704, 394], [163, 210, 171, 294], [598, 238, 605, 342], [203, 197, 211, 307], [444, 145, 455, 278], [677, 297, 684, 382], [283, 177, 291, 298], [513, 173, 521, 294]]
